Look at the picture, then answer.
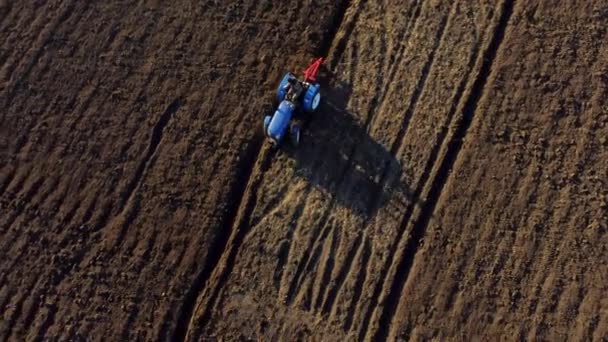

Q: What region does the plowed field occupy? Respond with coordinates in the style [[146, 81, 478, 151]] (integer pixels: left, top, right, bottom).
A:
[[1, 1, 607, 341]]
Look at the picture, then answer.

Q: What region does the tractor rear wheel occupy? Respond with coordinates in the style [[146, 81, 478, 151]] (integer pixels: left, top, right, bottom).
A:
[[303, 84, 321, 112]]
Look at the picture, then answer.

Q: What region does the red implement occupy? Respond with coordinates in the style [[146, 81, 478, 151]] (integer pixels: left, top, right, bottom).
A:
[[302, 57, 324, 82]]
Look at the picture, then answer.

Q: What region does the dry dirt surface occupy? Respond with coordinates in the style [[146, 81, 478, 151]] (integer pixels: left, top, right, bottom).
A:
[[1, 0, 607, 341]]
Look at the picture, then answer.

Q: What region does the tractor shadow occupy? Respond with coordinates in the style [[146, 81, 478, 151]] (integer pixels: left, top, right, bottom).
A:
[[282, 76, 415, 219]]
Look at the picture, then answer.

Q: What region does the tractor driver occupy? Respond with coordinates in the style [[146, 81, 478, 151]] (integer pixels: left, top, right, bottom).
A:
[[284, 77, 303, 103]]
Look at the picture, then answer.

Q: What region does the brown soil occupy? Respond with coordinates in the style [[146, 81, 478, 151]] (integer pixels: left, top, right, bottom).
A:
[[1, 1, 606, 341]]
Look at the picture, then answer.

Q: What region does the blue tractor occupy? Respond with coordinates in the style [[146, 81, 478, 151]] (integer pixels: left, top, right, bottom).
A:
[[263, 58, 323, 147]]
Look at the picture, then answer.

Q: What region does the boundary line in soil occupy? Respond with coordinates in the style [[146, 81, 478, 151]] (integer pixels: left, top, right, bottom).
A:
[[170, 134, 268, 341], [120, 99, 181, 210]]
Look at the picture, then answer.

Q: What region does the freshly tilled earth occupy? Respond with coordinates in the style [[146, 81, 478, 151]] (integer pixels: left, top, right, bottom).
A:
[[1, 1, 607, 341]]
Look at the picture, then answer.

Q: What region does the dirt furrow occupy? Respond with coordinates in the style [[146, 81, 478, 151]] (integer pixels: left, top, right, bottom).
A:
[[179, 145, 273, 341], [0, 167, 16, 196], [30, 304, 57, 341], [1, 274, 43, 340], [3, 1, 79, 108], [0, 176, 44, 232], [0, 2, 13, 28], [0, 2, 51, 81]]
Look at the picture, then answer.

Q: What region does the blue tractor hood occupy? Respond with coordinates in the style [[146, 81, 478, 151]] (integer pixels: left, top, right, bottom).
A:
[[267, 100, 295, 143]]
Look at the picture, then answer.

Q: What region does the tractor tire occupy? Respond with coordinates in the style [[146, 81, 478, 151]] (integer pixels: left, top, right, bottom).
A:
[[303, 84, 321, 112], [290, 123, 301, 147], [277, 72, 294, 102]]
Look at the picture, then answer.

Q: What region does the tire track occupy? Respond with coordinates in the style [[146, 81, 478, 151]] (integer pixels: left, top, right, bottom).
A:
[[363, 1, 441, 216], [281, 131, 356, 304], [388, 5, 451, 157], [340, 2, 456, 333], [273, 192, 310, 290], [367, 0, 422, 131], [320, 231, 362, 314], [311, 225, 340, 311], [274, 183, 324, 299], [342, 236, 370, 331], [354, 1, 476, 335], [384, 1, 422, 78], [270, 113, 360, 303], [284, 215, 334, 304], [284, 40, 375, 306], [300, 0, 431, 327], [289, 151, 371, 304], [369, 1, 515, 340], [284, 152, 351, 302]]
